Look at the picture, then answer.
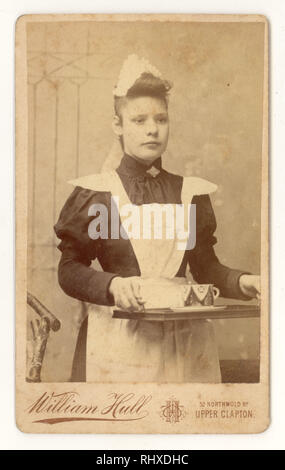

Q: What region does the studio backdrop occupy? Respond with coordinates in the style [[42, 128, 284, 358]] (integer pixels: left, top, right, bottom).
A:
[[26, 20, 263, 382]]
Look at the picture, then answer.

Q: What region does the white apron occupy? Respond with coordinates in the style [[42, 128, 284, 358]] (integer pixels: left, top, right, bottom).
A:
[[69, 171, 221, 383]]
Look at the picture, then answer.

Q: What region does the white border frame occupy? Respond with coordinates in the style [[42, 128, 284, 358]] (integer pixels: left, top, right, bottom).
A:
[[1, 0, 285, 451]]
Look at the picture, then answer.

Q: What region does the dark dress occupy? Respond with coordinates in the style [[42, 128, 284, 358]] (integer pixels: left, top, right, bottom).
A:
[[54, 154, 248, 381]]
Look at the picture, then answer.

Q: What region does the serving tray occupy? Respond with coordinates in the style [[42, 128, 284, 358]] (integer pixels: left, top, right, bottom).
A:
[[113, 304, 260, 322]]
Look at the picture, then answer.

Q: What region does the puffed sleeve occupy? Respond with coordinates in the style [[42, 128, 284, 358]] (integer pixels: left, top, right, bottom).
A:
[[188, 194, 251, 300], [54, 186, 118, 306]]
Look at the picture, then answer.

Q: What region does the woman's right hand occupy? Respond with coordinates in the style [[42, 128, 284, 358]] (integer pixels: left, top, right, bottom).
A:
[[108, 276, 145, 311]]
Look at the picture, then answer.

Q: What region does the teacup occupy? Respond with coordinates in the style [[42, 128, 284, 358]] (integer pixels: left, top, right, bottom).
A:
[[186, 284, 220, 307]]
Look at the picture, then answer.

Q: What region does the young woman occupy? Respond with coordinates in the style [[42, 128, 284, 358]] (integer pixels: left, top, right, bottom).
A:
[[54, 55, 260, 383]]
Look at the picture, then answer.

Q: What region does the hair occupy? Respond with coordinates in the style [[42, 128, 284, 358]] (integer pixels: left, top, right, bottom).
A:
[[114, 72, 172, 122]]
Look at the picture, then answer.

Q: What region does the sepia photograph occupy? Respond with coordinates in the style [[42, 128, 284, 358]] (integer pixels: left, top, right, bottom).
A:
[[16, 14, 268, 433]]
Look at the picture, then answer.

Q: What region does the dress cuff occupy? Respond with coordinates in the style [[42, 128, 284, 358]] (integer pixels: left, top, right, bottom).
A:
[[87, 271, 119, 306], [226, 270, 252, 301]]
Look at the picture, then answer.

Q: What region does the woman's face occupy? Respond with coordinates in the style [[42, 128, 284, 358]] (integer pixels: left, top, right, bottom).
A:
[[114, 96, 169, 164]]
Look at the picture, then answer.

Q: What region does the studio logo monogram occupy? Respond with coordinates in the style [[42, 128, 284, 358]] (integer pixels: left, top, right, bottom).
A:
[[160, 397, 187, 424]]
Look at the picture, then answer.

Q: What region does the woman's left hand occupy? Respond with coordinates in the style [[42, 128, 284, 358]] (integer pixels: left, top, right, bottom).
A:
[[239, 274, 261, 300]]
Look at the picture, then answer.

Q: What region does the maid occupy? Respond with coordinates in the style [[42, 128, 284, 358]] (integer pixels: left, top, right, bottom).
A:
[[54, 55, 260, 383]]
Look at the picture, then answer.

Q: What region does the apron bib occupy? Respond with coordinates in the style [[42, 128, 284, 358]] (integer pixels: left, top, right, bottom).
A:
[[69, 171, 221, 383]]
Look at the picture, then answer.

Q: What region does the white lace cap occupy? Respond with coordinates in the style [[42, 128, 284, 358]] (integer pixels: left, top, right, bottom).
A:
[[113, 54, 170, 97]]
